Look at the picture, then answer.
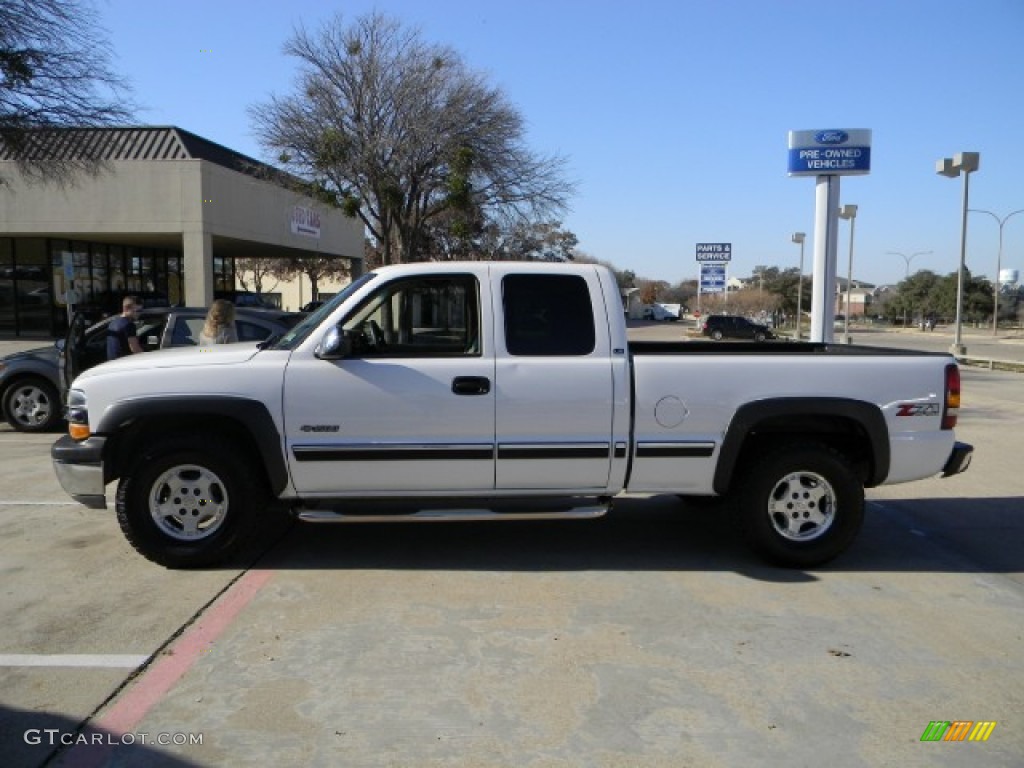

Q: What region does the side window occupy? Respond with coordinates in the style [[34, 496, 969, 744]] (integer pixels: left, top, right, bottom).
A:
[[503, 274, 595, 356], [136, 319, 167, 350], [237, 321, 270, 342], [170, 317, 203, 346], [342, 275, 480, 357]]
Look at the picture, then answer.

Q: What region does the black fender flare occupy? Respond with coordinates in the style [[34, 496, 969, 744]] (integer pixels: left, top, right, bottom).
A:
[[97, 396, 288, 495], [713, 397, 890, 495]]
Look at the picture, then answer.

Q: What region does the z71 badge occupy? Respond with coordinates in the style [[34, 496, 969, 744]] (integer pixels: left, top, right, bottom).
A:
[[896, 403, 940, 417]]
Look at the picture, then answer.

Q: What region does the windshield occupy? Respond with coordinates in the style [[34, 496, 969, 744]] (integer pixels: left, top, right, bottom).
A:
[[264, 272, 377, 351]]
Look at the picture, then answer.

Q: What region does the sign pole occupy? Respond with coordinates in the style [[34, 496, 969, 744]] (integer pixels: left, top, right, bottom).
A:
[[810, 175, 841, 343], [788, 129, 870, 345]]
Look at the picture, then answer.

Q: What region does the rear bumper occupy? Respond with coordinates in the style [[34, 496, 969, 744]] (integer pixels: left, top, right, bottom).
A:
[[941, 441, 973, 478], [51, 434, 108, 509]]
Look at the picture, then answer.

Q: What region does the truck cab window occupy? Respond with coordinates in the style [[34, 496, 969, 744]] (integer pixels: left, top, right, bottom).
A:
[[342, 275, 480, 357], [502, 274, 595, 356]]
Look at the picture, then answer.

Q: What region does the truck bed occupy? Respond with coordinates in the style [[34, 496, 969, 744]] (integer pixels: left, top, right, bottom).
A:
[[629, 340, 950, 357]]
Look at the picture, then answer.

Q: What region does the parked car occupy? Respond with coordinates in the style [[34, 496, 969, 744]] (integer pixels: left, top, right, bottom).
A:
[[642, 303, 682, 321], [702, 315, 775, 341], [214, 290, 278, 309], [0, 307, 302, 433]]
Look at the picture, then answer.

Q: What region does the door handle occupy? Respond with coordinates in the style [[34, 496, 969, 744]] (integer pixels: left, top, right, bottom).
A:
[[452, 376, 491, 396]]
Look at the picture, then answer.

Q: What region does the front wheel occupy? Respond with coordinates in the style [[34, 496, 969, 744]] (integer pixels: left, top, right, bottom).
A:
[[740, 444, 864, 567], [3, 378, 62, 432], [116, 437, 263, 568]]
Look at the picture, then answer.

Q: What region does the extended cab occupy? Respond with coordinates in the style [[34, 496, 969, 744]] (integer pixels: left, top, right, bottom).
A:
[[52, 263, 972, 569]]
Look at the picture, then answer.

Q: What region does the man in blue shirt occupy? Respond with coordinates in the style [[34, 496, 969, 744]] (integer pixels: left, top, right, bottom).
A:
[[106, 296, 144, 360]]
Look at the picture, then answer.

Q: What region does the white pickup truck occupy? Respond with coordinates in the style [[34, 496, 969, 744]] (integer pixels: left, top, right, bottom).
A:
[[52, 262, 972, 569]]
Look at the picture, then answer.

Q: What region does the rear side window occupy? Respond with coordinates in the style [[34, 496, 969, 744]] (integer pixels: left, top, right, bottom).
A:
[[237, 321, 271, 342], [502, 274, 595, 356], [171, 317, 202, 346]]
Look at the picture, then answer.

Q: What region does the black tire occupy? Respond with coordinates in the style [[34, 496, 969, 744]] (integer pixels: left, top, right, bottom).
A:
[[740, 444, 864, 567], [711, 330, 724, 341], [754, 331, 766, 342], [115, 436, 264, 568], [2, 377, 62, 432]]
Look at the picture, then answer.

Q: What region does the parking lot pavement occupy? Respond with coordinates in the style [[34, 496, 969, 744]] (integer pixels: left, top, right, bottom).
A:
[[0, 430, 269, 768], [1, 344, 1022, 767]]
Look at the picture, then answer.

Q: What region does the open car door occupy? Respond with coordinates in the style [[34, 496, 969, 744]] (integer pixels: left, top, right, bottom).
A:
[[59, 311, 89, 394]]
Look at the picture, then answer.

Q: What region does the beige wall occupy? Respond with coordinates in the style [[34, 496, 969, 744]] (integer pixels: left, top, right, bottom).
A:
[[1, 159, 363, 306], [199, 164, 362, 257], [2, 161, 198, 234]]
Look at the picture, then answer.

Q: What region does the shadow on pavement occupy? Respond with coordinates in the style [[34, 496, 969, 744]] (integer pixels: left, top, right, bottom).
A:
[[247, 495, 1024, 579], [0, 702, 202, 768]]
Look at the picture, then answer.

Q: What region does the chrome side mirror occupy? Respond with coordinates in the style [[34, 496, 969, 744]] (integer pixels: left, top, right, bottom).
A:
[[315, 326, 352, 360]]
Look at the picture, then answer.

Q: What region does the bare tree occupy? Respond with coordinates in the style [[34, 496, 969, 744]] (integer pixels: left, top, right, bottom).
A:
[[286, 256, 351, 301], [0, 0, 134, 184], [235, 258, 290, 296], [250, 12, 574, 264]]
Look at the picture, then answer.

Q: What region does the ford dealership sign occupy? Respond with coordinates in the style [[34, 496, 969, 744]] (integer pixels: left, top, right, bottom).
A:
[[788, 129, 871, 176], [814, 130, 849, 144]]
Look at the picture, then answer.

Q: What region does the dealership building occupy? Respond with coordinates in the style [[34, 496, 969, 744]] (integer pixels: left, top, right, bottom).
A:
[[1, 126, 364, 337]]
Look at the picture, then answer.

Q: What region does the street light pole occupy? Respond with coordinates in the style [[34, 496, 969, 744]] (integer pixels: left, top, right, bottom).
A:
[[792, 232, 806, 340], [886, 250, 933, 328], [838, 204, 858, 344], [968, 207, 1024, 335], [937, 152, 980, 357]]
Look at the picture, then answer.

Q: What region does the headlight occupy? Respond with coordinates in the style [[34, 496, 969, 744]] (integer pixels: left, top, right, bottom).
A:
[[66, 388, 90, 440]]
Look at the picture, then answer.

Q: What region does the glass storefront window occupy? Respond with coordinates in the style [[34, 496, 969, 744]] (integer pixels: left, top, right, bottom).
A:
[[15, 239, 52, 337], [3, 238, 182, 336], [109, 245, 125, 292], [0, 238, 14, 334]]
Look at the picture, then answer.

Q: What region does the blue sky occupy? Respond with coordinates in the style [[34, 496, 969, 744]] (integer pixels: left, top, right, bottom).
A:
[[100, 0, 1024, 286]]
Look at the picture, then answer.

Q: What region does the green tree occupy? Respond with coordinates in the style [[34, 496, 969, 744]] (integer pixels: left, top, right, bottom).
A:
[[889, 270, 941, 324], [756, 265, 805, 315]]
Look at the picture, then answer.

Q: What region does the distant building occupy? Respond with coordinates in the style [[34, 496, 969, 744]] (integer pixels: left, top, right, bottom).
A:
[[834, 277, 875, 318], [1, 126, 363, 337]]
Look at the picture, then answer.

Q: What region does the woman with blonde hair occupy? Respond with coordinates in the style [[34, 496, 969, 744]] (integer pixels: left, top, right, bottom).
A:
[[199, 299, 238, 345]]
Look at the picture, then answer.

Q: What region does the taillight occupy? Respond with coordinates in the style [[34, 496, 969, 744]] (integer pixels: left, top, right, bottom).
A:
[[942, 364, 960, 430]]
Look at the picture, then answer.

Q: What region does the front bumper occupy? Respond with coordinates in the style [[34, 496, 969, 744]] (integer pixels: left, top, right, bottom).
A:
[[51, 434, 108, 509], [941, 441, 973, 478]]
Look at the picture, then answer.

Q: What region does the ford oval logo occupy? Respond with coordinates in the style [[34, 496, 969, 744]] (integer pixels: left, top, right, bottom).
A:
[[816, 130, 849, 145]]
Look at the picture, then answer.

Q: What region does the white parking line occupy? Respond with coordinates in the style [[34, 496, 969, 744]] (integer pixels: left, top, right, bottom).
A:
[[0, 501, 91, 506], [0, 654, 148, 668]]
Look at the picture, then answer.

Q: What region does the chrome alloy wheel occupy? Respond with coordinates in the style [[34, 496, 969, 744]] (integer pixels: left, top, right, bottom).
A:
[[766, 470, 836, 542], [148, 464, 230, 541], [9, 382, 55, 428]]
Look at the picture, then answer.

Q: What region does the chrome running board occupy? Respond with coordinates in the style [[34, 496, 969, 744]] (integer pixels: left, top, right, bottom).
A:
[[296, 502, 610, 524]]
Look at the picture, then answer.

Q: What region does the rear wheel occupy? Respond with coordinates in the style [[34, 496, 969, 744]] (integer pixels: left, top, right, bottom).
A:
[[2, 377, 62, 432], [711, 329, 724, 341], [116, 436, 263, 568], [740, 444, 863, 567]]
